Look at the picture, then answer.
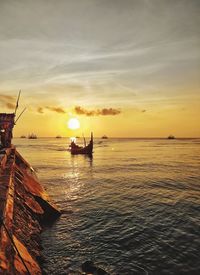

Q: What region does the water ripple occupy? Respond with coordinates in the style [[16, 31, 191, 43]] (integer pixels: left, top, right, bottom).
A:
[[15, 138, 200, 274]]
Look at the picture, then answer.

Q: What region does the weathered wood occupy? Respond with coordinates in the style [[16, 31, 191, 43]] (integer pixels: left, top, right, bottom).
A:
[[0, 147, 61, 274]]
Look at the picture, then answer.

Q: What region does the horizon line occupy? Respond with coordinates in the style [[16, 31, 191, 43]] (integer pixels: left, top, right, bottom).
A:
[[13, 136, 200, 139]]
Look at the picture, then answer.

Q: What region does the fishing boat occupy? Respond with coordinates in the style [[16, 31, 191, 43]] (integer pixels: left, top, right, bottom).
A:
[[20, 135, 26, 138], [28, 133, 37, 139], [168, 135, 175, 139], [102, 135, 108, 139], [70, 132, 93, 155], [0, 92, 60, 274]]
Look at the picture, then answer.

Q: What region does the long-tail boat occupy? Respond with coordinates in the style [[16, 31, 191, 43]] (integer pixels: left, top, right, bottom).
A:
[[70, 132, 93, 155]]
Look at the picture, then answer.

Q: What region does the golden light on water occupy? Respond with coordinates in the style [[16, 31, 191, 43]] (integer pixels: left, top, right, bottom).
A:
[[68, 118, 80, 130]]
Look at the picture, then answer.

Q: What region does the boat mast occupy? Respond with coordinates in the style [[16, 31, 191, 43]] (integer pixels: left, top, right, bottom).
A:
[[82, 133, 86, 147], [14, 91, 26, 124], [15, 108, 27, 124], [14, 90, 21, 117]]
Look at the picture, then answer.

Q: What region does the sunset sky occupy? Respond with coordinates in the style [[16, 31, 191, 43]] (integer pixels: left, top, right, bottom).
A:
[[0, 0, 199, 137]]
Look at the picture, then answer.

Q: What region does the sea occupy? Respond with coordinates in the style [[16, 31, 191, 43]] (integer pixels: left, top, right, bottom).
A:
[[14, 137, 200, 275]]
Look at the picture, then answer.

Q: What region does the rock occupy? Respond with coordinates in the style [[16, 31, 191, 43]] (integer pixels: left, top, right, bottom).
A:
[[81, 261, 109, 275], [82, 261, 96, 273]]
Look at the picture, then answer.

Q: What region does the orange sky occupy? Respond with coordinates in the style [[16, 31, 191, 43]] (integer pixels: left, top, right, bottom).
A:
[[0, 0, 200, 137], [3, 96, 197, 138]]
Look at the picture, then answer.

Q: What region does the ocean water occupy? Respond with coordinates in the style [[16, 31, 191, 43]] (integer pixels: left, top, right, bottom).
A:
[[14, 138, 200, 275]]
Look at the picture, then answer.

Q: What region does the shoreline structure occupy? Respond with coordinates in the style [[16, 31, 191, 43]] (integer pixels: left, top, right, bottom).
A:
[[0, 96, 61, 274], [0, 145, 61, 274]]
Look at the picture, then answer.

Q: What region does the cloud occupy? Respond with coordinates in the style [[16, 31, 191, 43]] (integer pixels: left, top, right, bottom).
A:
[[46, 106, 66, 113], [36, 106, 66, 114], [0, 94, 16, 110], [37, 107, 44, 113], [0, 94, 15, 101], [74, 106, 121, 116], [6, 102, 15, 109]]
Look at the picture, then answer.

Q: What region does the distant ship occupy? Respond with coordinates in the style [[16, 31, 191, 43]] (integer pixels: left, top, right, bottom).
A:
[[20, 135, 26, 138], [56, 135, 62, 138], [168, 135, 175, 139], [28, 133, 37, 139], [102, 135, 108, 139]]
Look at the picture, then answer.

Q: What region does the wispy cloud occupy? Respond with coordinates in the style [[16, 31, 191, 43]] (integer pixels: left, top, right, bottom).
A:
[[6, 102, 16, 109], [74, 106, 121, 116], [0, 0, 199, 110], [0, 94, 16, 110], [37, 106, 66, 114], [46, 106, 66, 113], [0, 94, 15, 101], [37, 107, 44, 113]]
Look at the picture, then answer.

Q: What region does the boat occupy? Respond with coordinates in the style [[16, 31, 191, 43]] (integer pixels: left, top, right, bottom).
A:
[[20, 135, 26, 138], [168, 135, 175, 139], [0, 93, 60, 274], [56, 135, 62, 138], [28, 133, 37, 139], [102, 135, 108, 139], [70, 132, 93, 155]]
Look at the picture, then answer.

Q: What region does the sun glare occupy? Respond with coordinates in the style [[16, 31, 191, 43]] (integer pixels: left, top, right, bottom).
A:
[[68, 118, 80, 130]]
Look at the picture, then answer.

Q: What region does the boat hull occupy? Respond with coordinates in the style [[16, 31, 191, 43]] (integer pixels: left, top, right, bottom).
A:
[[71, 143, 93, 155]]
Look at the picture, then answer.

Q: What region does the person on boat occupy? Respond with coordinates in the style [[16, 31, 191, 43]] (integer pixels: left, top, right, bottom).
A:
[[0, 114, 15, 148], [0, 126, 13, 148], [0, 128, 6, 148], [70, 140, 81, 149]]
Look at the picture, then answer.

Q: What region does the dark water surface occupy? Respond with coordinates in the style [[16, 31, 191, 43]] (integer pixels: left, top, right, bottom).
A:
[[14, 138, 200, 275]]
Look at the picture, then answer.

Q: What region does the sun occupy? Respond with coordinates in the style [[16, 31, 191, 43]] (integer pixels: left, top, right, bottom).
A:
[[68, 118, 80, 130]]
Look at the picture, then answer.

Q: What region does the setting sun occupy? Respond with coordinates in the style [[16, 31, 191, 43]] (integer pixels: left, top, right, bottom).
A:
[[67, 118, 80, 130]]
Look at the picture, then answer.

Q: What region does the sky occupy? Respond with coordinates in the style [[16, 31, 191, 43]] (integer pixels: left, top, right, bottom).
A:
[[0, 0, 199, 137]]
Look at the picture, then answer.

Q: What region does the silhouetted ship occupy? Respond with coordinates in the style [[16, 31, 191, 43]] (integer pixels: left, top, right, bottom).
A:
[[102, 135, 108, 139], [56, 135, 62, 138], [28, 133, 37, 139], [168, 135, 175, 139], [20, 135, 26, 138], [69, 133, 93, 155]]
